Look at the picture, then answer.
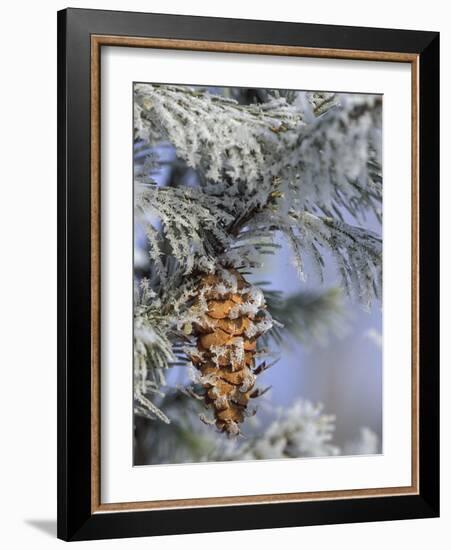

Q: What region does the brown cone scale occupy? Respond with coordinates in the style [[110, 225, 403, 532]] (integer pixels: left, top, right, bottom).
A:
[[189, 268, 271, 436]]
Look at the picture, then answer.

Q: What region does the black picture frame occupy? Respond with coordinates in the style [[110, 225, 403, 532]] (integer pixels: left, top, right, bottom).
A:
[[57, 7, 439, 541]]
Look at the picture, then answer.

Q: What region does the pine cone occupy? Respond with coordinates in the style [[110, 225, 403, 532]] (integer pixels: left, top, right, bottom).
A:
[[189, 268, 272, 436]]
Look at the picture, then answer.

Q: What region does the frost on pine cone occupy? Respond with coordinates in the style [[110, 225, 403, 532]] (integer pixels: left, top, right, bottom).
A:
[[188, 268, 273, 436]]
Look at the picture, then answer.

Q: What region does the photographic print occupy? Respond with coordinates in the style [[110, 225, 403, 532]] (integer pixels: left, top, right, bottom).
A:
[[133, 83, 383, 466]]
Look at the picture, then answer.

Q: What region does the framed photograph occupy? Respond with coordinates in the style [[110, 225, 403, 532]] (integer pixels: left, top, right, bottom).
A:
[[57, 8, 439, 541]]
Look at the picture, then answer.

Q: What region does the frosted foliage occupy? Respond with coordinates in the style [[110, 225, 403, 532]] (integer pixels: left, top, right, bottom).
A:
[[136, 392, 381, 463], [343, 427, 379, 455], [134, 320, 172, 423], [228, 400, 339, 459], [133, 277, 197, 422], [280, 94, 382, 222], [136, 183, 233, 277], [284, 212, 382, 306], [244, 209, 382, 305], [135, 85, 381, 221], [134, 83, 304, 201], [135, 84, 382, 303]]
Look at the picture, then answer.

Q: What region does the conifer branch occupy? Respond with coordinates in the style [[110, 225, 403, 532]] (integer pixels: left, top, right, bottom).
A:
[[133, 84, 383, 428]]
